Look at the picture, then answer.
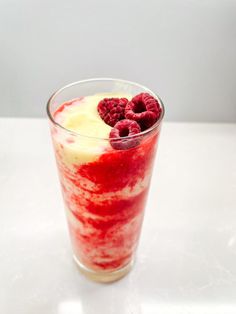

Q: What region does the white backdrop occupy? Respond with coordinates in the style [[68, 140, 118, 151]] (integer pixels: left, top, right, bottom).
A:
[[0, 0, 235, 121]]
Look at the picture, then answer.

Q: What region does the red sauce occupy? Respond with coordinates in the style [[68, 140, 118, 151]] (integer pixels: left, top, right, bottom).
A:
[[52, 102, 160, 271]]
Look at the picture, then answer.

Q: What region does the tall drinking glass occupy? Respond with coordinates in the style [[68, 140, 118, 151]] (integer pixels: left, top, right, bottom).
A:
[[47, 79, 164, 282]]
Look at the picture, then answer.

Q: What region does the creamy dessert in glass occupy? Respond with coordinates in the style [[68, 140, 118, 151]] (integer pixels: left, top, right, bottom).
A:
[[47, 78, 164, 282]]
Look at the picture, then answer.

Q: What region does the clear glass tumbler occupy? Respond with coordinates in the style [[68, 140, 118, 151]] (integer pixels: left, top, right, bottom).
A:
[[47, 78, 164, 282]]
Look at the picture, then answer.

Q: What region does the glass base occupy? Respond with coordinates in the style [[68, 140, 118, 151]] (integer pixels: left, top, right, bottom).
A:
[[73, 255, 134, 283]]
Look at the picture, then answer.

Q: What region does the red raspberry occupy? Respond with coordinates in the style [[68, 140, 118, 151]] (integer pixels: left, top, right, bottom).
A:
[[97, 98, 128, 127], [125, 93, 162, 130], [109, 119, 141, 150]]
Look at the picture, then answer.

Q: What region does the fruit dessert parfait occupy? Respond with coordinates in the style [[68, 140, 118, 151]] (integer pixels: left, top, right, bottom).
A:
[[47, 79, 164, 282]]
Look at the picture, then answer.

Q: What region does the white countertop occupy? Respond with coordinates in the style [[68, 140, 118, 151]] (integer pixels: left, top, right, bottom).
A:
[[0, 118, 236, 314]]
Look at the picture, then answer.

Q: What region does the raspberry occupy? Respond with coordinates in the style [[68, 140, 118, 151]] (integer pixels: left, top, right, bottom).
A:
[[125, 93, 162, 130], [109, 119, 141, 150], [97, 98, 128, 127]]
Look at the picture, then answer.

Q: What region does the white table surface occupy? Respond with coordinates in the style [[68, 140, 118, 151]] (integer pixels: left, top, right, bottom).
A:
[[0, 118, 236, 314]]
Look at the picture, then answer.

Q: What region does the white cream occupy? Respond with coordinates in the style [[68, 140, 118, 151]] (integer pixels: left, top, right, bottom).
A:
[[53, 93, 132, 165]]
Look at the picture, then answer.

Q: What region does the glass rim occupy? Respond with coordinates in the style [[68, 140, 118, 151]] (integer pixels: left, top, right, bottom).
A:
[[46, 78, 165, 140]]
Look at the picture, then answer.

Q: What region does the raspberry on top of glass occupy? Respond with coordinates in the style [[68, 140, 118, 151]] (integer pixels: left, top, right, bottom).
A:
[[54, 92, 162, 151]]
